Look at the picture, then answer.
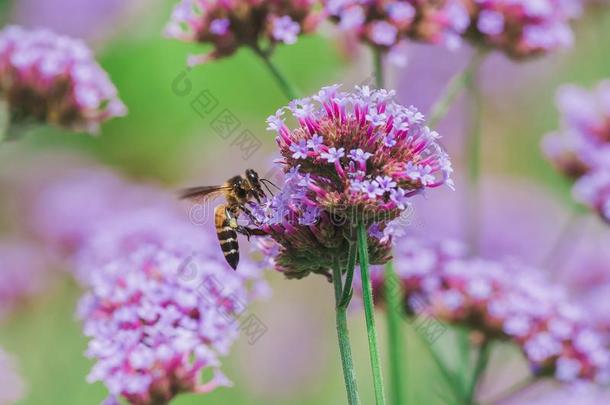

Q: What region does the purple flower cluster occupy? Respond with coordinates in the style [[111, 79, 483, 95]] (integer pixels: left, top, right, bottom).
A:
[[324, 0, 470, 58], [371, 237, 610, 383], [0, 25, 126, 133], [255, 85, 453, 279], [464, 0, 581, 58], [543, 82, 610, 223], [165, 0, 320, 65], [27, 167, 267, 404], [0, 240, 53, 321], [77, 228, 249, 404]]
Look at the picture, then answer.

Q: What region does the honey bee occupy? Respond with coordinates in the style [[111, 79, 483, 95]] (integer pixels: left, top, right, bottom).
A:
[[180, 169, 276, 270]]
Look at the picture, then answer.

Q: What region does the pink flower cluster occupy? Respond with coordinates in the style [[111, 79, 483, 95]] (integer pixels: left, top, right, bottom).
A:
[[0, 25, 126, 133], [165, 0, 319, 65], [254, 85, 453, 278], [543, 81, 610, 223], [324, 0, 470, 57], [28, 167, 266, 404], [464, 0, 581, 58], [269, 85, 454, 215], [373, 238, 610, 383], [77, 226, 251, 404]]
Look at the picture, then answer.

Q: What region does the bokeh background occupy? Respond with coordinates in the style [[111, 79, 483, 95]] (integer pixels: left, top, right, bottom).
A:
[[0, 1, 609, 404]]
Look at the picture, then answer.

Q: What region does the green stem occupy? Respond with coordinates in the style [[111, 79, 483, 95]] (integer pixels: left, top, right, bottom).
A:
[[457, 328, 471, 394], [340, 241, 358, 307], [465, 62, 484, 255], [373, 47, 385, 88], [465, 342, 491, 404], [412, 327, 463, 403], [251, 45, 300, 100], [385, 262, 407, 405], [357, 221, 387, 405], [427, 52, 486, 130], [333, 258, 361, 405]]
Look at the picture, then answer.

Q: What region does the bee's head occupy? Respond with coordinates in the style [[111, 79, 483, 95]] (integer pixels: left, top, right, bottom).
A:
[[245, 169, 265, 202]]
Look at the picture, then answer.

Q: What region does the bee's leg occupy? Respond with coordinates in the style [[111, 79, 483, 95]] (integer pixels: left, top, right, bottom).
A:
[[238, 204, 260, 225], [235, 225, 267, 241]]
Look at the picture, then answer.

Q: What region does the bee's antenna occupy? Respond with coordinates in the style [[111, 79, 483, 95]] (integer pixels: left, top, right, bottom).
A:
[[261, 178, 280, 190], [261, 181, 274, 196]]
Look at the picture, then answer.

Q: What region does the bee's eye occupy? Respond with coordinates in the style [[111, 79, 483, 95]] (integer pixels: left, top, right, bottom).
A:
[[246, 169, 258, 182]]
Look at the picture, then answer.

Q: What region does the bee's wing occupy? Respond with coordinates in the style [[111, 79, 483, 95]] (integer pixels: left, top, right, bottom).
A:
[[179, 185, 229, 203]]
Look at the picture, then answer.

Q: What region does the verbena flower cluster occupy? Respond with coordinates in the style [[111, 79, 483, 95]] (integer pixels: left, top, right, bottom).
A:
[[29, 167, 266, 404], [324, 0, 470, 57], [0, 241, 52, 321], [0, 25, 126, 133], [77, 219, 253, 404], [543, 82, 610, 224], [253, 85, 453, 279], [369, 237, 610, 383], [464, 0, 581, 58], [165, 0, 319, 65]]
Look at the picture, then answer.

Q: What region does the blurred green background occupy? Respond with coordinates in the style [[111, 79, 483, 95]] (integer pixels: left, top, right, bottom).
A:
[[1, 1, 610, 404]]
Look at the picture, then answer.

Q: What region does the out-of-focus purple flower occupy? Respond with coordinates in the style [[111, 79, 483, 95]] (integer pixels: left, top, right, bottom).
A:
[[464, 0, 581, 59], [369, 237, 610, 383], [0, 240, 53, 321], [324, 0, 470, 57], [543, 82, 610, 179], [543, 81, 610, 222], [406, 175, 569, 264], [578, 283, 610, 336], [164, 0, 320, 65], [75, 187, 267, 403], [29, 168, 177, 256], [78, 245, 238, 404], [11, 0, 148, 45], [573, 168, 610, 224], [272, 16, 301, 45], [0, 348, 26, 404], [0, 25, 126, 134], [522, 383, 610, 404], [254, 84, 453, 279]]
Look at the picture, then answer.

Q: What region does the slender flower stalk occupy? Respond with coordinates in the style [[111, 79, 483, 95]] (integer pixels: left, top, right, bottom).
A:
[[333, 257, 361, 405], [373, 48, 384, 89], [465, 62, 484, 254], [411, 323, 464, 402], [427, 51, 486, 129], [384, 262, 406, 405], [372, 42, 406, 405], [466, 342, 491, 404], [358, 221, 387, 405], [251, 45, 300, 100]]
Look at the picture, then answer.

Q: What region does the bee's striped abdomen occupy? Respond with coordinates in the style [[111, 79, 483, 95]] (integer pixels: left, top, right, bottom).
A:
[[215, 205, 239, 270]]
